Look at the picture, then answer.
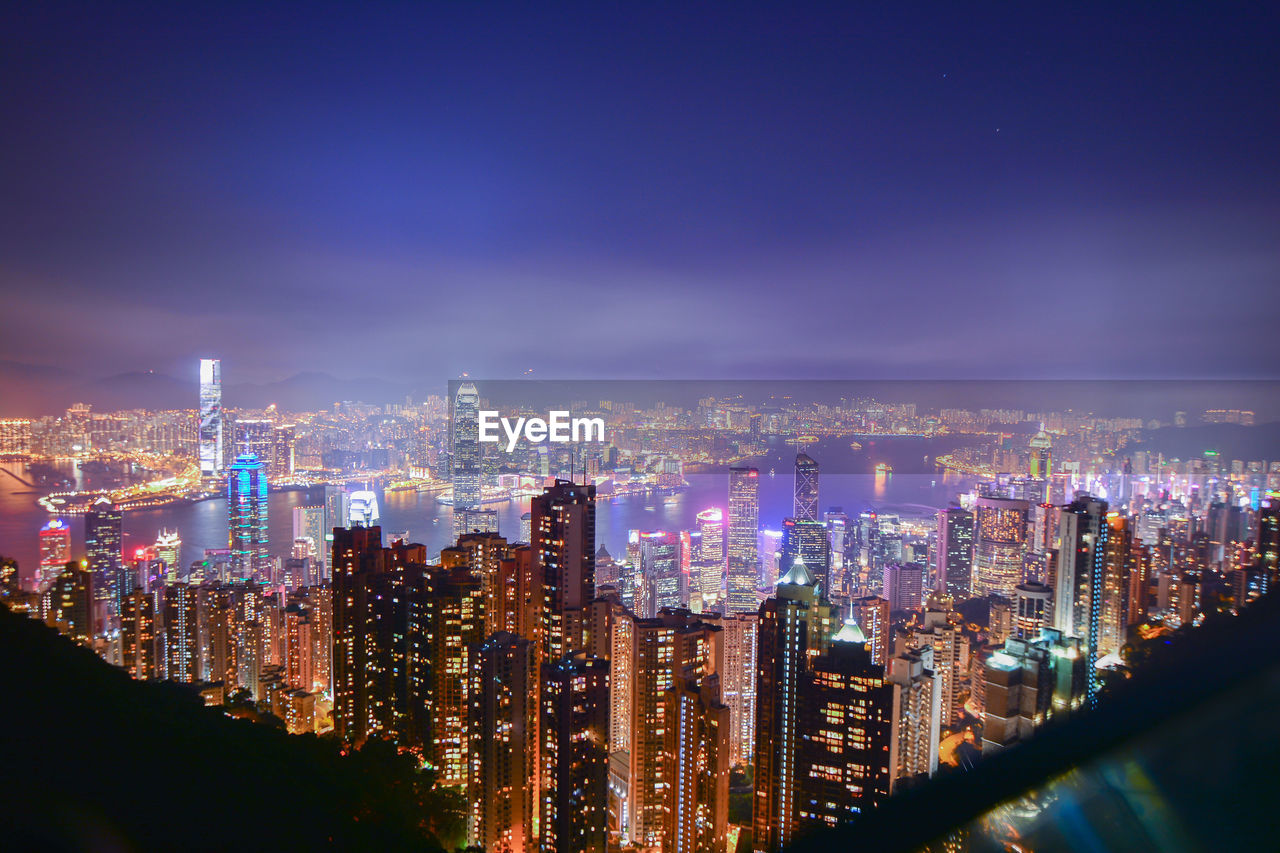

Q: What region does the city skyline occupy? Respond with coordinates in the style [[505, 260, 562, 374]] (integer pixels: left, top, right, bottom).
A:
[[2, 355, 1278, 851]]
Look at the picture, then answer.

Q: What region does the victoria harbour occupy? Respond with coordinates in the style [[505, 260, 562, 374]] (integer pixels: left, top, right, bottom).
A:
[[1, 435, 974, 574]]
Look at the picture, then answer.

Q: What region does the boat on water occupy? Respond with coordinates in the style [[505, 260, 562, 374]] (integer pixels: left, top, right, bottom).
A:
[[850, 441, 863, 450], [768, 468, 776, 478], [875, 462, 893, 474]]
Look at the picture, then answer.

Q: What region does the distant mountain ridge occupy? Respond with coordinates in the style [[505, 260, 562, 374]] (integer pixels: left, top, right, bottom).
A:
[[0, 361, 427, 416]]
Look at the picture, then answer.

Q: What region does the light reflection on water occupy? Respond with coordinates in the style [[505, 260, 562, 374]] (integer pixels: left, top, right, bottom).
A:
[[1, 435, 974, 581]]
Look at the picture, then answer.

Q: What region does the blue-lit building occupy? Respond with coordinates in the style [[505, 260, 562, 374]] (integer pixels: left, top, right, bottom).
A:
[[228, 452, 269, 579], [1052, 496, 1108, 707]]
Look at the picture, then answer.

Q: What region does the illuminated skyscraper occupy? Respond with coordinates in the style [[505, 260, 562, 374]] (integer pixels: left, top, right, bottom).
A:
[[701, 611, 758, 766], [618, 610, 721, 848], [726, 467, 760, 614], [1099, 512, 1133, 660], [49, 563, 94, 642], [793, 453, 819, 522], [421, 565, 486, 786], [973, 496, 1029, 598], [825, 508, 849, 585], [663, 675, 730, 853], [292, 506, 325, 577], [540, 653, 610, 853], [459, 539, 539, 641], [120, 588, 159, 679], [757, 528, 783, 587], [695, 508, 725, 608], [284, 602, 314, 691], [1052, 496, 1108, 707], [530, 480, 610, 848], [84, 498, 122, 624], [38, 519, 71, 589], [1254, 496, 1279, 595], [532, 479, 596, 659], [205, 584, 241, 687], [796, 621, 895, 832], [271, 424, 296, 478], [238, 617, 265, 700], [154, 529, 181, 581], [859, 510, 884, 585], [752, 559, 836, 852], [906, 597, 970, 727], [1028, 425, 1052, 479], [164, 582, 201, 682], [936, 505, 974, 600], [888, 645, 941, 785], [227, 452, 269, 579], [198, 357, 223, 476], [452, 382, 482, 523], [781, 518, 829, 590], [639, 531, 681, 617], [471, 632, 537, 853], [307, 585, 333, 694], [331, 526, 430, 746], [882, 562, 924, 612]]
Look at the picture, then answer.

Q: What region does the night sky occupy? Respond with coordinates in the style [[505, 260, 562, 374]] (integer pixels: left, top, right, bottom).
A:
[[2, 2, 1278, 388]]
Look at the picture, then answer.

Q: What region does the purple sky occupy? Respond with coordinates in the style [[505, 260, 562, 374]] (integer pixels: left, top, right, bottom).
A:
[[1, 2, 1278, 385]]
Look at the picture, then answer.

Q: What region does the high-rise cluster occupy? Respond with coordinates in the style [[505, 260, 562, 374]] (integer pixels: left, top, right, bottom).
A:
[[752, 558, 943, 850]]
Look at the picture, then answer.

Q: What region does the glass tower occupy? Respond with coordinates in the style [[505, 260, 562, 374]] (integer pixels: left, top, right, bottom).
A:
[[1052, 496, 1107, 707], [451, 382, 482, 527], [85, 497, 123, 620], [974, 496, 1029, 598], [726, 466, 760, 614], [38, 518, 72, 589], [793, 453, 819, 522], [937, 505, 974, 599], [695, 507, 725, 606], [198, 357, 223, 476], [228, 452, 269, 579]]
